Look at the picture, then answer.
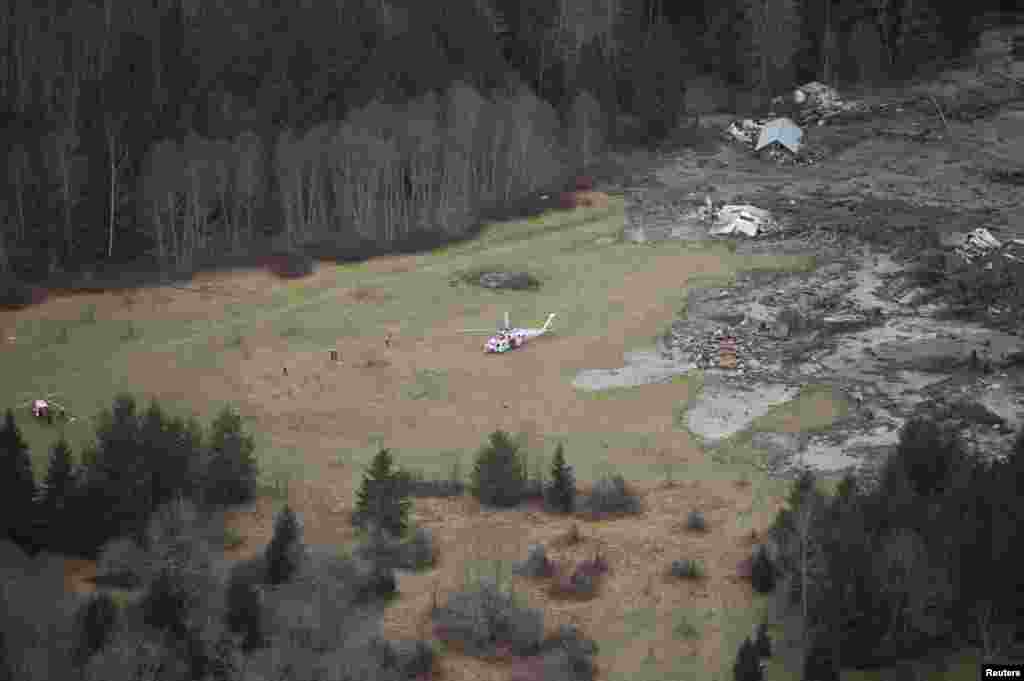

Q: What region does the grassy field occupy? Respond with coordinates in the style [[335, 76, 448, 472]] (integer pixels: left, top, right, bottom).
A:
[[0, 196, 964, 680]]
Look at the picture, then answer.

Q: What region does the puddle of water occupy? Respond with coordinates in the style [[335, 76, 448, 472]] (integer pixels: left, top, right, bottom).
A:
[[686, 378, 798, 445], [572, 349, 696, 391]]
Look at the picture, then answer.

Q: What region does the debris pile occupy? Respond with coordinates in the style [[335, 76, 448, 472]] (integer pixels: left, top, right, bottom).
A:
[[953, 228, 1002, 263], [708, 204, 777, 238], [791, 81, 871, 126], [672, 325, 752, 372]]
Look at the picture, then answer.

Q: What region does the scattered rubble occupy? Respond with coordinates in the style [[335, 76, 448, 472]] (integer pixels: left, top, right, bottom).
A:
[[708, 204, 776, 238]]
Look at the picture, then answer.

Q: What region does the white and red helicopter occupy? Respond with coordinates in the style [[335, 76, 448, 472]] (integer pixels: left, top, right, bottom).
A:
[[462, 312, 557, 353]]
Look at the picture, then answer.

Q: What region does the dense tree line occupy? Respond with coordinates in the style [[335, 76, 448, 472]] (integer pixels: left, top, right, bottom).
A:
[[765, 418, 1024, 675], [0, 396, 259, 559], [0, 0, 995, 281]]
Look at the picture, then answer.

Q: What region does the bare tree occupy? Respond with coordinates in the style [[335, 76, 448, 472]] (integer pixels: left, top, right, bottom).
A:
[[104, 114, 129, 259], [742, 0, 802, 91]]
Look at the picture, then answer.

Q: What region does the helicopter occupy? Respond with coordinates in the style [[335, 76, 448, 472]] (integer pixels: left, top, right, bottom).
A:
[[461, 312, 557, 353]]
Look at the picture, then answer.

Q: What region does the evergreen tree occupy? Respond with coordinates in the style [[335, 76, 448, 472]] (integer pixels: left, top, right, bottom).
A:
[[754, 622, 773, 658], [265, 505, 304, 585], [471, 429, 527, 507], [751, 544, 777, 594], [142, 567, 192, 640], [353, 448, 411, 538], [203, 406, 258, 507], [545, 442, 575, 513], [71, 592, 119, 667], [0, 409, 36, 547], [733, 636, 764, 681], [39, 437, 76, 551], [0, 626, 11, 681]]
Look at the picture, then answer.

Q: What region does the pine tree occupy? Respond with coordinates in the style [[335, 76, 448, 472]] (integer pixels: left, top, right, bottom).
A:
[[0, 409, 36, 547], [546, 442, 575, 513], [751, 544, 776, 593], [354, 448, 411, 538], [203, 406, 258, 507], [754, 622, 773, 658], [471, 429, 527, 507], [265, 505, 304, 585], [733, 636, 764, 681], [39, 437, 76, 550]]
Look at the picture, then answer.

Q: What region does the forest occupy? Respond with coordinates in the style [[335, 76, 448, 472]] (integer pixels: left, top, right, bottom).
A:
[[0, 0, 1001, 286]]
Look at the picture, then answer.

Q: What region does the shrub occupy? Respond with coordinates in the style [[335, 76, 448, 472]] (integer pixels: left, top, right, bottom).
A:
[[404, 527, 436, 570], [549, 562, 599, 600], [733, 636, 764, 681], [512, 624, 599, 681], [265, 505, 304, 585], [202, 406, 259, 507], [385, 639, 436, 679], [265, 251, 314, 279], [668, 559, 704, 579], [432, 579, 543, 657], [580, 474, 640, 518], [0, 276, 46, 308], [470, 430, 527, 507], [71, 592, 119, 667], [513, 544, 556, 578], [545, 443, 576, 514], [224, 572, 265, 651], [353, 448, 412, 537], [352, 559, 398, 603], [686, 510, 707, 532], [404, 471, 464, 498], [751, 545, 777, 593]]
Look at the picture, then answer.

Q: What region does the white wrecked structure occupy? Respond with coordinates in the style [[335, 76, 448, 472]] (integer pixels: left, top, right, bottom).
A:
[[708, 204, 776, 238]]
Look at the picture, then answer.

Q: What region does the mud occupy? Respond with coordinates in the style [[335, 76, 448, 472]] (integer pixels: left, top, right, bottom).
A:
[[614, 89, 1024, 480]]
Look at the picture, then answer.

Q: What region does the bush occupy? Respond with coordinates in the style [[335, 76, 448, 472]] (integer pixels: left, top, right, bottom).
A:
[[202, 406, 259, 507], [579, 474, 641, 518], [404, 472, 464, 498], [668, 559, 704, 579], [733, 636, 764, 681], [265, 505, 304, 585], [264, 251, 314, 279], [686, 510, 707, 532], [549, 560, 602, 600], [512, 624, 599, 681], [71, 592, 119, 667], [751, 545, 777, 593], [545, 443, 576, 514], [432, 579, 543, 657], [388, 639, 436, 678], [513, 544, 556, 578], [351, 558, 398, 603], [0, 276, 47, 308], [353, 448, 411, 538], [471, 430, 527, 507], [403, 527, 436, 570]]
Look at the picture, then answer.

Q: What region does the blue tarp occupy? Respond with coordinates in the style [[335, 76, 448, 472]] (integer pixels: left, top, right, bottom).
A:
[[755, 117, 803, 153]]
